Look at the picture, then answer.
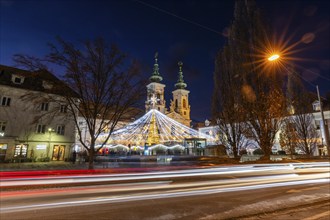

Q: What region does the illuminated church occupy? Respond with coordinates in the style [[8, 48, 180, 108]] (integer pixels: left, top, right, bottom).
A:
[[145, 53, 191, 127]]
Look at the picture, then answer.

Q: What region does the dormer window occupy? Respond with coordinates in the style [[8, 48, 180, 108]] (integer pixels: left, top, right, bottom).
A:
[[42, 80, 53, 89], [11, 74, 24, 84], [312, 101, 320, 111]]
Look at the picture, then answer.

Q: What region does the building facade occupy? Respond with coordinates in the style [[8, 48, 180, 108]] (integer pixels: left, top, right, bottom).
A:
[[0, 65, 76, 162]]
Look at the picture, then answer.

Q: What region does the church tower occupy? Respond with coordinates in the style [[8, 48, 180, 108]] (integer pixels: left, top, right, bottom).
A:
[[169, 62, 191, 127], [145, 53, 167, 113]]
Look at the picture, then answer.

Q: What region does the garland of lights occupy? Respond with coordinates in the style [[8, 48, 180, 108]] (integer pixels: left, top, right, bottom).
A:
[[99, 109, 215, 146], [95, 144, 186, 151]]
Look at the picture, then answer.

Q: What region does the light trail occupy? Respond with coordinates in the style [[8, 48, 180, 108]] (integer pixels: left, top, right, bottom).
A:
[[1, 178, 328, 213], [1, 162, 329, 220], [0, 166, 291, 186], [1, 162, 329, 187]]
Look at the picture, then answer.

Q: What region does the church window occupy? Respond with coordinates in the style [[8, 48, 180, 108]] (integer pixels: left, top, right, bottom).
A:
[[175, 99, 178, 108], [183, 99, 186, 108], [184, 111, 186, 115]]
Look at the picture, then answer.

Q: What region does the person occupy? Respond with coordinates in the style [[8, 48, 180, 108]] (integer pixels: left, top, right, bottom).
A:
[[72, 150, 77, 164]]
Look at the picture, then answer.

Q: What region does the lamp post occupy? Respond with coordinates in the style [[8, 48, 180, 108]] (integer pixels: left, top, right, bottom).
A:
[[47, 128, 54, 159], [316, 85, 330, 156]]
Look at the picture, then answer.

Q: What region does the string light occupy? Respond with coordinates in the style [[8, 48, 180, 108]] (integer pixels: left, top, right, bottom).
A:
[[98, 109, 215, 147]]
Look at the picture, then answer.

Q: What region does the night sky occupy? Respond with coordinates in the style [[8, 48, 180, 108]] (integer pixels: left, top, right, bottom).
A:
[[1, 0, 329, 122]]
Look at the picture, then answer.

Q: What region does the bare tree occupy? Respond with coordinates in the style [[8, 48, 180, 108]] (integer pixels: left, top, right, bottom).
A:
[[280, 118, 297, 158], [243, 83, 286, 159], [284, 71, 319, 156], [212, 46, 249, 158], [214, 0, 286, 159], [15, 38, 146, 169], [291, 113, 318, 156]]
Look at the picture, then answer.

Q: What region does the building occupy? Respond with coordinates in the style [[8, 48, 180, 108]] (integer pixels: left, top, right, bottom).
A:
[[199, 105, 330, 156], [0, 65, 76, 162], [75, 107, 143, 154], [145, 53, 191, 127]]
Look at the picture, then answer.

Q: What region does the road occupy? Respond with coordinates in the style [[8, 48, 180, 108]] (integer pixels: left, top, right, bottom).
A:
[[1, 162, 329, 220]]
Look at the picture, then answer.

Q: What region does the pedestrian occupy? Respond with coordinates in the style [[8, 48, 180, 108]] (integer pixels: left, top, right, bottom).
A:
[[72, 150, 77, 164]]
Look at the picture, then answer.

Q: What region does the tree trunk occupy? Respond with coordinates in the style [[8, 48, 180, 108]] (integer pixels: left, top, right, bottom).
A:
[[260, 140, 271, 160], [88, 149, 94, 170], [233, 145, 238, 158]]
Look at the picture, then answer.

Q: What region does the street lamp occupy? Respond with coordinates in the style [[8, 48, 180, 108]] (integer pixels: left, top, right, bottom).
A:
[[268, 54, 280, 61]]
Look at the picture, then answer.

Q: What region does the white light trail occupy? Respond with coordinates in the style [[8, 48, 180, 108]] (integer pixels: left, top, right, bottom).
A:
[[2, 163, 328, 187], [1, 178, 328, 213]]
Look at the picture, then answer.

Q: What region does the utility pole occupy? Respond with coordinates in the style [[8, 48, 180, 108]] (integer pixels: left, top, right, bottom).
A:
[[316, 85, 330, 156]]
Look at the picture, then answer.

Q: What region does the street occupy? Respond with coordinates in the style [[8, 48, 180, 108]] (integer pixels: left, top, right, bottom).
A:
[[1, 162, 329, 219]]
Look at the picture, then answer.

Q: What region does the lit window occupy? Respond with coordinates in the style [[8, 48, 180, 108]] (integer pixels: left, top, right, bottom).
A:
[[14, 144, 28, 158], [313, 104, 320, 111], [1, 97, 11, 106], [41, 102, 49, 111], [36, 124, 46, 133], [56, 125, 65, 135]]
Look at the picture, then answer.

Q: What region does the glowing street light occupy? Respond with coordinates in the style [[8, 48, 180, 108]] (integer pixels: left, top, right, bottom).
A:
[[268, 54, 280, 61]]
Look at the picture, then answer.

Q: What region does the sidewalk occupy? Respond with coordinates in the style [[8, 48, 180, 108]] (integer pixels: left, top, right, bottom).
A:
[[0, 155, 234, 171], [0, 161, 88, 171]]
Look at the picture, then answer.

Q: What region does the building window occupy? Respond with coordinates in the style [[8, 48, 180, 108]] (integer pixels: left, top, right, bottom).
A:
[[14, 77, 22, 84], [60, 105, 67, 113], [0, 121, 6, 132], [183, 99, 186, 108], [14, 144, 28, 158], [312, 102, 320, 111], [0, 144, 8, 162], [1, 97, 11, 106], [11, 74, 24, 84], [36, 124, 46, 133], [56, 125, 65, 135], [315, 121, 320, 130], [175, 99, 178, 108], [41, 102, 49, 111], [183, 111, 186, 115], [52, 145, 65, 161]]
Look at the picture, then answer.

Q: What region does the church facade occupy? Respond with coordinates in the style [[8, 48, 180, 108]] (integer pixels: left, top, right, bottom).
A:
[[145, 53, 191, 127]]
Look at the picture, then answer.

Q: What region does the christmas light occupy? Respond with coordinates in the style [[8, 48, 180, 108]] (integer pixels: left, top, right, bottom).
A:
[[99, 109, 215, 147]]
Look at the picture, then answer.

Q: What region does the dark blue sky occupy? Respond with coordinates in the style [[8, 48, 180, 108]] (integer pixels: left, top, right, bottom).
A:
[[1, 0, 329, 121]]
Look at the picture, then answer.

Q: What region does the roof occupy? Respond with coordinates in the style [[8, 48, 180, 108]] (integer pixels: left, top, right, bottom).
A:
[[0, 65, 77, 97]]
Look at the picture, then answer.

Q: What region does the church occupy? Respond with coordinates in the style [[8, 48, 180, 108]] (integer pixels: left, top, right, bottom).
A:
[[145, 53, 191, 127]]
